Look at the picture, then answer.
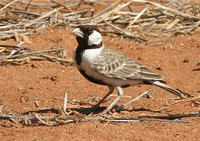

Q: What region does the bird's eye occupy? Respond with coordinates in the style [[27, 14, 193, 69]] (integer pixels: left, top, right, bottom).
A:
[[88, 29, 93, 34]]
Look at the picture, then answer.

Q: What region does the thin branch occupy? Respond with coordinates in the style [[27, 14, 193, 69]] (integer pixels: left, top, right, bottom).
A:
[[92, 0, 122, 19], [104, 118, 189, 123], [115, 90, 153, 112], [105, 21, 147, 42], [0, 0, 20, 12], [24, 7, 63, 27], [132, 0, 200, 20], [51, 0, 72, 12], [127, 7, 148, 28], [63, 90, 68, 115], [0, 47, 64, 61], [140, 112, 200, 120]]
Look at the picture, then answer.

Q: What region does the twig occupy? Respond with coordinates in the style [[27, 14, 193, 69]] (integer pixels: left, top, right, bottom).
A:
[[0, 32, 34, 40], [51, 0, 72, 12], [104, 118, 189, 123], [140, 112, 200, 120], [0, 44, 26, 49], [115, 90, 152, 112], [20, 0, 53, 8], [24, 0, 32, 11], [32, 54, 73, 64], [1, 0, 200, 41], [35, 114, 53, 126], [0, 29, 27, 34], [63, 9, 94, 17], [0, 23, 27, 29], [105, 21, 147, 42], [132, 0, 200, 20], [0, 45, 73, 65], [0, 47, 64, 61], [11, 9, 41, 17], [0, 0, 20, 12], [171, 95, 200, 105], [0, 111, 199, 126], [24, 7, 64, 27], [166, 19, 180, 30], [63, 90, 68, 115], [127, 7, 148, 28], [92, 0, 122, 19]]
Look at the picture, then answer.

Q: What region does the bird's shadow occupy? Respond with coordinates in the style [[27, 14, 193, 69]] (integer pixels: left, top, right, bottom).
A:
[[22, 108, 60, 115], [22, 106, 165, 115], [73, 106, 165, 115], [71, 106, 106, 115], [22, 106, 105, 115], [120, 107, 165, 113]]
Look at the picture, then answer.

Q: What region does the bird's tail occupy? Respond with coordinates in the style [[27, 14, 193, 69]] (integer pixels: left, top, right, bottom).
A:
[[150, 81, 190, 99]]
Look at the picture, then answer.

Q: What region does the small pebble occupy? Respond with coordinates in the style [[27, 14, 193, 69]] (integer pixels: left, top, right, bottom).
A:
[[183, 59, 189, 63], [137, 56, 142, 60], [156, 67, 162, 71]]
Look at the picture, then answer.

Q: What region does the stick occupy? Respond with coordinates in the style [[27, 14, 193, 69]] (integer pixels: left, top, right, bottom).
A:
[[104, 118, 189, 123], [132, 0, 199, 20], [0, 44, 26, 49], [0, 48, 64, 61], [0, 0, 20, 12], [115, 90, 151, 112], [0, 32, 34, 40], [63, 9, 95, 17], [92, 0, 122, 19], [0, 111, 199, 126], [35, 114, 52, 126], [20, 0, 53, 8], [24, 7, 63, 27], [0, 29, 26, 34], [24, 0, 32, 11], [11, 9, 41, 17], [0, 23, 27, 29], [63, 90, 68, 115], [51, 0, 72, 12], [127, 7, 148, 28], [105, 21, 147, 42], [140, 112, 200, 120]]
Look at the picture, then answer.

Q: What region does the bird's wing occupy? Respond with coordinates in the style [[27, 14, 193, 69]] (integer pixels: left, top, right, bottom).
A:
[[92, 47, 163, 81]]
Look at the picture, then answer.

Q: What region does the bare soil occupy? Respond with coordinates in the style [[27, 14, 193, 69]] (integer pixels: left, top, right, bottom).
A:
[[0, 0, 200, 141]]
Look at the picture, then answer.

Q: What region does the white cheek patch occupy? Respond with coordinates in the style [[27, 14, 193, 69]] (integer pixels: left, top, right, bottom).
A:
[[88, 30, 102, 46]]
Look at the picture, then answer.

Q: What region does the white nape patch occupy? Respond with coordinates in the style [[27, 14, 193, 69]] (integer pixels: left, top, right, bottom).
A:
[[82, 46, 104, 64], [72, 28, 83, 38], [88, 30, 102, 46]]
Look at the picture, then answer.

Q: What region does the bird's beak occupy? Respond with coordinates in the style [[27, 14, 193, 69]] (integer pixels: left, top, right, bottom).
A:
[[72, 28, 83, 38]]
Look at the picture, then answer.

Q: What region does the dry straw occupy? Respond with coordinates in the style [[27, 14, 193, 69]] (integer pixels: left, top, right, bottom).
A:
[[0, 0, 200, 41]]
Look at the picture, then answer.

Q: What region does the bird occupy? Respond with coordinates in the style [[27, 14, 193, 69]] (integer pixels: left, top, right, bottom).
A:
[[72, 24, 188, 115]]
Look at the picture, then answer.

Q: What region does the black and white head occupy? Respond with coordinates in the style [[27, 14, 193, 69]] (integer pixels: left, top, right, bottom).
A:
[[73, 24, 102, 48]]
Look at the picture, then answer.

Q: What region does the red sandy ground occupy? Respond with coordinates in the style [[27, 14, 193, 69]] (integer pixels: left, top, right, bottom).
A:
[[0, 0, 200, 141]]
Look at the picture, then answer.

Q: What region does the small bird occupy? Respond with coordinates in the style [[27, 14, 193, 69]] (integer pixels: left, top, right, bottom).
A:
[[73, 24, 188, 115]]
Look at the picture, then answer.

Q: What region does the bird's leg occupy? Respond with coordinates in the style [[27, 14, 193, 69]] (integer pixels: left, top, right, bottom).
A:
[[95, 86, 114, 107], [100, 86, 123, 115], [115, 90, 150, 112]]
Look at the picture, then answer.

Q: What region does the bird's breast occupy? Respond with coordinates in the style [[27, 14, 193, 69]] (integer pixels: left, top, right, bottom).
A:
[[74, 46, 104, 77], [82, 46, 104, 64]]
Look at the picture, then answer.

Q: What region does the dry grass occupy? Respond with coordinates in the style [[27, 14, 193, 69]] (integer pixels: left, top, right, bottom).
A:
[[0, 0, 200, 41]]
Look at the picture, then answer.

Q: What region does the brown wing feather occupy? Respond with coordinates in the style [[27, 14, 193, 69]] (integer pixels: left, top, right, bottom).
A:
[[92, 47, 163, 81]]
